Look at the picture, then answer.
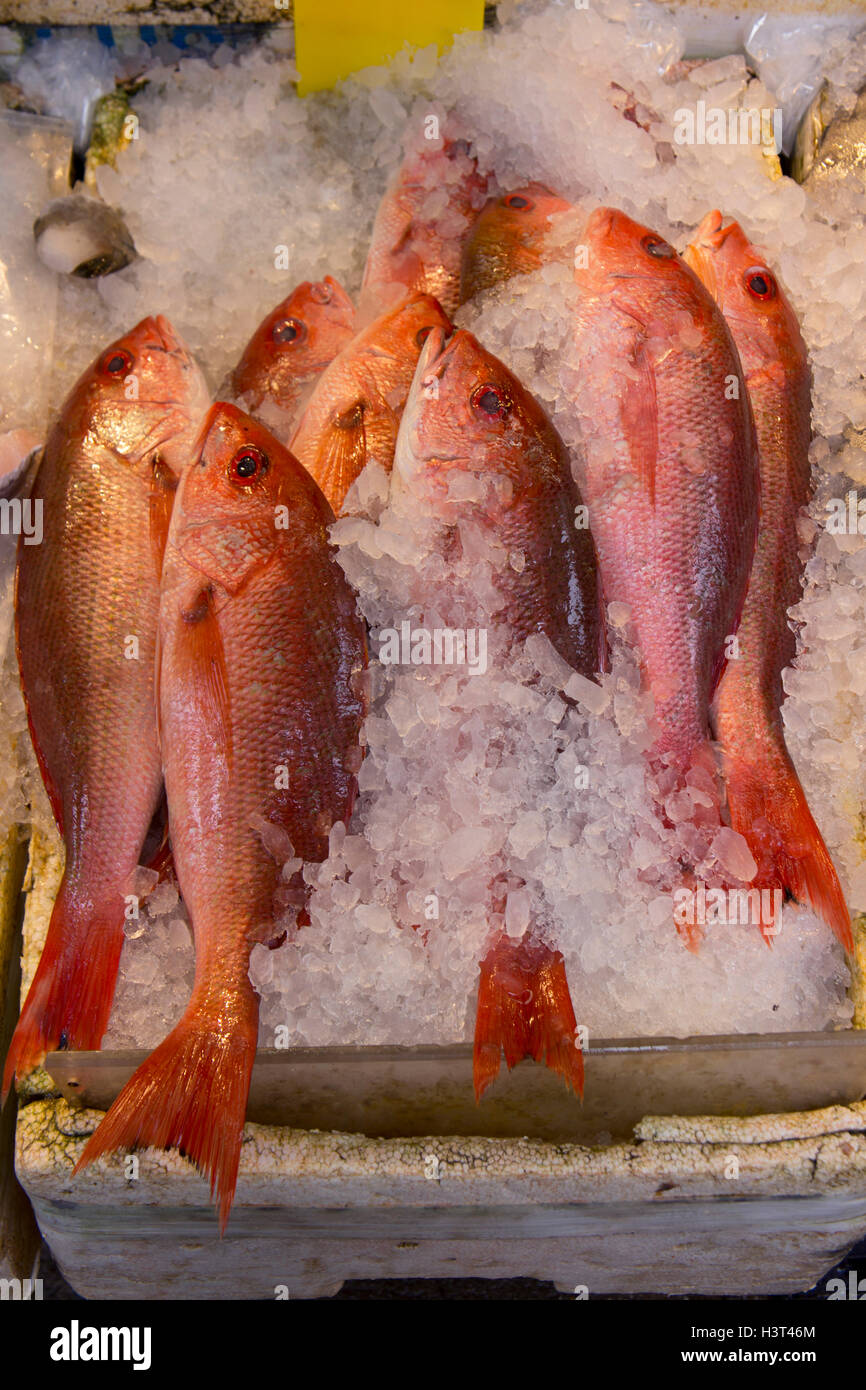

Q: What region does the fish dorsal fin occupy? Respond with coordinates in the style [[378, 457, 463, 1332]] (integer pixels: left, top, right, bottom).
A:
[[149, 456, 178, 578], [311, 401, 368, 512]]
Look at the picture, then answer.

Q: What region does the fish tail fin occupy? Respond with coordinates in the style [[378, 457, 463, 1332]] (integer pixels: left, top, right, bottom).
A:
[[724, 752, 853, 952], [473, 934, 584, 1102], [74, 982, 259, 1231], [2, 879, 124, 1104]]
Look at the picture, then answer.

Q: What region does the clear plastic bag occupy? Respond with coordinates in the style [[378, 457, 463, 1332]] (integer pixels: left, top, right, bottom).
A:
[[0, 111, 69, 438]]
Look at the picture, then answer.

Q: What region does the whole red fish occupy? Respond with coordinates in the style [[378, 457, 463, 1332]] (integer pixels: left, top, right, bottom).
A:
[[684, 211, 852, 950], [222, 276, 355, 439], [571, 209, 759, 840], [290, 292, 451, 514], [3, 317, 208, 1100], [460, 183, 573, 300], [395, 327, 605, 1100], [76, 403, 368, 1227], [360, 134, 488, 320]]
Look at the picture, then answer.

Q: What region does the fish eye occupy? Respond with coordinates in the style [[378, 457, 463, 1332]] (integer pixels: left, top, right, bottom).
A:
[[641, 234, 675, 259], [102, 348, 133, 376], [471, 383, 511, 419], [744, 267, 776, 300], [272, 317, 306, 345], [503, 193, 533, 211], [229, 445, 268, 484]]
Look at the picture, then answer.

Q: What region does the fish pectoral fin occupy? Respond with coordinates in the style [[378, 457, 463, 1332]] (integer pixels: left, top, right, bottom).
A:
[[618, 334, 659, 506], [312, 401, 368, 511], [149, 455, 178, 577], [176, 585, 231, 763]]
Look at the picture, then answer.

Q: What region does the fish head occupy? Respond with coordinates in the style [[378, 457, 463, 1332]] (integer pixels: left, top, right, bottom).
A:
[[289, 292, 452, 510], [683, 211, 807, 378], [81, 315, 209, 474], [172, 402, 333, 594], [309, 291, 451, 441], [229, 277, 356, 410], [396, 327, 553, 520], [462, 183, 573, 297], [366, 292, 453, 370], [575, 206, 684, 295]]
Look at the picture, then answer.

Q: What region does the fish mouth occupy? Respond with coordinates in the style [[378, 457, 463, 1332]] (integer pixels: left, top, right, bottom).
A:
[[417, 325, 467, 386], [393, 328, 452, 483], [311, 276, 354, 315], [154, 314, 179, 351], [587, 207, 617, 239], [310, 279, 336, 305], [138, 314, 194, 364], [691, 209, 736, 252], [683, 211, 744, 305]]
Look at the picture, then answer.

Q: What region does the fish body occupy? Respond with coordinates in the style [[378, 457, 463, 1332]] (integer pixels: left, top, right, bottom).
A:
[[792, 85, 866, 195], [685, 211, 852, 950], [460, 183, 573, 300], [4, 316, 208, 1098], [397, 327, 605, 677], [222, 276, 355, 441], [76, 403, 368, 1226], [396, 327, 605, 1099], [360, 135, 488, 320], [571, 208, 759, 815], [290, 292, 451, 514]]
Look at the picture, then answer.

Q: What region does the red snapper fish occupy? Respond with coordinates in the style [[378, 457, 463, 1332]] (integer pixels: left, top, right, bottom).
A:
[[570, 209, 760, 935], [360, 133, 488, 321], [684, 211, 852, 950], [75, 403, 368, 1227], [395, 326, 606, 1100], [3, 316, 208, 1100]]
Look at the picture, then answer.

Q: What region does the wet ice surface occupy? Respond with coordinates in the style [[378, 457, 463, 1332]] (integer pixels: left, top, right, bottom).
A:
[[2, 3, 864, 1046]]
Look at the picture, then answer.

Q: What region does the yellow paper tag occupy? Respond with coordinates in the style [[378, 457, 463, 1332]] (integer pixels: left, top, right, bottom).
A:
[[293, 0, 486, 96]]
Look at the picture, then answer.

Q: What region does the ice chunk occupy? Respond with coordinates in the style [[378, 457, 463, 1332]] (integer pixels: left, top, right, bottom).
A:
[[565, 670, 611, 714], [505, 888, 531, 938], [711, 828, 758, 883]]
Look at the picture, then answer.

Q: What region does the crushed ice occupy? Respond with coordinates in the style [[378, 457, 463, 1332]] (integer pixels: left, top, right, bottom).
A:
[[1, 2, 862, 1046]]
